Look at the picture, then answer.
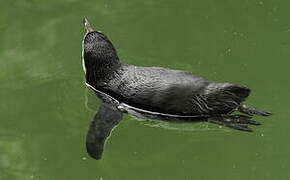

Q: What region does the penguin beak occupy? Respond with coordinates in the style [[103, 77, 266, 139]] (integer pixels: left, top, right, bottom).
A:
[[83, 18, 94, 34]]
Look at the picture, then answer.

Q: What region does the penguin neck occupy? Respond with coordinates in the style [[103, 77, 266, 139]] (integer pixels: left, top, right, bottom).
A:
[[85, 58, 122, 86]]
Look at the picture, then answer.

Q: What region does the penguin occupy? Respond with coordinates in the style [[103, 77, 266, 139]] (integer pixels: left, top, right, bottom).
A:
[[82, 18, 271, 132]]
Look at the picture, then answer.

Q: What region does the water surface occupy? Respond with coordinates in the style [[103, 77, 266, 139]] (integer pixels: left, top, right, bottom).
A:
[[1, 0, 289, 179]]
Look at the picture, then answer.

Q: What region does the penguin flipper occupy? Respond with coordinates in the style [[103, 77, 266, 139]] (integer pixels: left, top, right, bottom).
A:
[[86, 102, 123, 160]]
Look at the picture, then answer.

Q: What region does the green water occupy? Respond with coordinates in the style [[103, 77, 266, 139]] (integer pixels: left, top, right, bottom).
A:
[[1, 0, 289, 179]]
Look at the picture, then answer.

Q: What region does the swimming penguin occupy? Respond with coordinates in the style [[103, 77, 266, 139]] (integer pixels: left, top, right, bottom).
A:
[[82, 18, 271, 159], [82, 19, 271, 159]]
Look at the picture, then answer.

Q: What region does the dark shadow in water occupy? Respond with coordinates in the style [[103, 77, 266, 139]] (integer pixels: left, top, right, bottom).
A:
[[85, 83, 262, 160]]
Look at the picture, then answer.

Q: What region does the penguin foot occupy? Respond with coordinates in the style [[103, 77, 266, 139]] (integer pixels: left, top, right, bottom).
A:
[[207, 114, 261, 132], [238, 105, 272, 116]]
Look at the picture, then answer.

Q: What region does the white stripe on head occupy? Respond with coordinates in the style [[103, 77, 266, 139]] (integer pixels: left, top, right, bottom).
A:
[[81, 32, 89, 74]]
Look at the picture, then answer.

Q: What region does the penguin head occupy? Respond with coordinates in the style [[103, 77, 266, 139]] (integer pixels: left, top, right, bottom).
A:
[[82, 18, 119, 75]]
